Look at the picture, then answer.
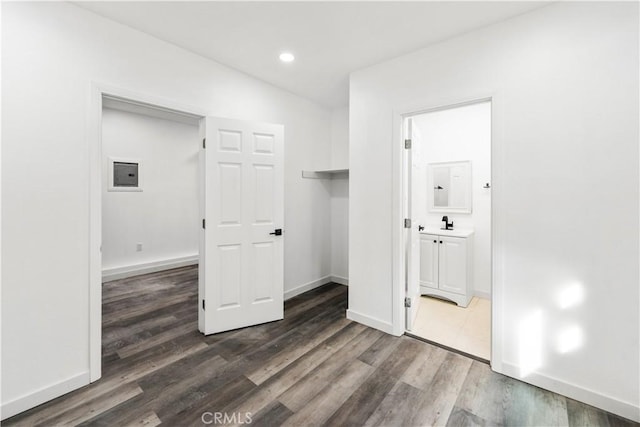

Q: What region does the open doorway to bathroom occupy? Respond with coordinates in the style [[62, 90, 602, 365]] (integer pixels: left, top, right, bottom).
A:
[[404, 99, 492, 361]]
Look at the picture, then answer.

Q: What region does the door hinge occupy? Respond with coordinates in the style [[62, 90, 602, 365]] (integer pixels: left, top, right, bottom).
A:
[[404, 297, 411, 308], [404, 139, 412, 149], [202, 299, 205, 310], [202, 219, 206, 229], [404, 218, 412, 228], [202, 138, 206, 149]]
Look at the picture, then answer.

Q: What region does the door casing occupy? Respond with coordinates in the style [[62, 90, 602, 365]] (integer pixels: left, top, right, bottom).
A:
[[393, 94, 503, 372]]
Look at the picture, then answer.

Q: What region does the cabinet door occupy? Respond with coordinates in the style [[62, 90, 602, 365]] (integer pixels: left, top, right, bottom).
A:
[[419, 234, 439, 289], [438, 236, 467, 295]]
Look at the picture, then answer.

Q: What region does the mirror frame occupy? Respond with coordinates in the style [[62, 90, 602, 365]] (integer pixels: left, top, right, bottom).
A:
[[427, 160, 472, 213]]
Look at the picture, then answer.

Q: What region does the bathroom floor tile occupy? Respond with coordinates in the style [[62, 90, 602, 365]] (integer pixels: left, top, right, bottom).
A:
[[454, 334, 491, 360], [409, 295, 491, 360]]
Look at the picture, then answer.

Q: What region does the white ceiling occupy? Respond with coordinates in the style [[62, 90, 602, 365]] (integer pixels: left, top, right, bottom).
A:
[[75, 1, 549, 108]]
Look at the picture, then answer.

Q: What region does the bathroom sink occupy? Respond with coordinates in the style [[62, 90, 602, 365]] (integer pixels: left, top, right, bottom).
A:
[[421, 226, 474, 238]]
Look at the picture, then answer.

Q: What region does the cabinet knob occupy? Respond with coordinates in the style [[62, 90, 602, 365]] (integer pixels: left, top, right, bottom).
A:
[[440, 240, 443, 244], [433, 240, 437, 243]]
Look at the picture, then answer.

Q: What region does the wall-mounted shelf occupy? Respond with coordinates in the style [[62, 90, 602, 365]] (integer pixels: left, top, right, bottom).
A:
[[302, 168, 349, 179]]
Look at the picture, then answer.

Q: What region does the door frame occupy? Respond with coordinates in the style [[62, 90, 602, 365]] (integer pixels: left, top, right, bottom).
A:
[[391, 93, 504, 372], [88, 82, 207, 381]]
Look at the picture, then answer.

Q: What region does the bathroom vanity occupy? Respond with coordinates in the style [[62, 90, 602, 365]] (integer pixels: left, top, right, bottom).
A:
[[419, 227, 474, 307]]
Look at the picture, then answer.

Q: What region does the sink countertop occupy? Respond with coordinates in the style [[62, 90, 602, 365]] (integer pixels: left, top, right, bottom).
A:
[[421, 226, 474, 238]]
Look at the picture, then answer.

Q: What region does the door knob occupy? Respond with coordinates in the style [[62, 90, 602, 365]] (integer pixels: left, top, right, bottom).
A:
[[269, 229, 282, 236]]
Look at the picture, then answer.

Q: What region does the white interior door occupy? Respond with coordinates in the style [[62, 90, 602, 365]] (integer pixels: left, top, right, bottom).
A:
[[198, 117, 284, 335], [405, 118, 421, 331]]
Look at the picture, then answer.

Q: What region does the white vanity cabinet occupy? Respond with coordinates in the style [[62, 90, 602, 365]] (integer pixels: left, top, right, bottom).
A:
[[419, 228, 473, 307]]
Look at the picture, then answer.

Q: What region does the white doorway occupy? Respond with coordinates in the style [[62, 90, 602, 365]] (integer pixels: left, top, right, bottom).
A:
[[89, 86, 285, 381], [404, 99, 492, 361], [100, 98, 201, 372], [101, 98, 201, 282]]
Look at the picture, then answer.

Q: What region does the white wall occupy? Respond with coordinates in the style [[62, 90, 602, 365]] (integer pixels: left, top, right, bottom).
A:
[[330, 176, 349, 282], [413, 102, 491, 296], [349, 2, 638, 420], [330, 107, 349, 282], [1, 2, 332, 417], [331, 106, 349, 170], [101, 108, 199, 279]]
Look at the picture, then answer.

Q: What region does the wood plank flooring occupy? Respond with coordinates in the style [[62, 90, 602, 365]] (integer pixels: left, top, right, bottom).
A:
[[4, 265, 637, 426]]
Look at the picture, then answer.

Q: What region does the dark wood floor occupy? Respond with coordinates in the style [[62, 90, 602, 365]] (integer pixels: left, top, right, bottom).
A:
[[5, 265, 637, 426]]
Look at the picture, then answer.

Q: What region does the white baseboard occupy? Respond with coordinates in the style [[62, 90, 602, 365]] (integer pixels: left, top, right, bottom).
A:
[[284, 275, 332, 300], [346, 309, 394, 335], [284, 275, 350, 301], [500, 362, 640, 423], [1, 371, 90, 420], [473, 290, 491, 299], [102, 254, 198, 282], [330, 275, 349, 286]]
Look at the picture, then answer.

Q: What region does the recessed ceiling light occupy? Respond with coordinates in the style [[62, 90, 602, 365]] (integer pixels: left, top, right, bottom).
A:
[[279, 52, 295, 63]]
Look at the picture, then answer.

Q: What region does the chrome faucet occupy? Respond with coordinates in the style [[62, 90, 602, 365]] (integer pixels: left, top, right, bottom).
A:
[[442, 216, 453, 230]]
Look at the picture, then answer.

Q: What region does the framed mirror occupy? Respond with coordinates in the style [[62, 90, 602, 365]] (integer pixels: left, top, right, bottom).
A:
[[427, 160, 472, 213]]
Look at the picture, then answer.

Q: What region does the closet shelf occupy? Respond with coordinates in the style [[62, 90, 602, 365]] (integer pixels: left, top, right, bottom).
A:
[[301, 169, 349, 179]]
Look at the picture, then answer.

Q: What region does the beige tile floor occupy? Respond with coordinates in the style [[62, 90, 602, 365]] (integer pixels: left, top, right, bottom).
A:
[[410, 295, 491, 360]]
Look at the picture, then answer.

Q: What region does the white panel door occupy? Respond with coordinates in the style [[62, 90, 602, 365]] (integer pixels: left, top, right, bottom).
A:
[[438, 236, 467, 295], [199, 117, 284, 335]]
